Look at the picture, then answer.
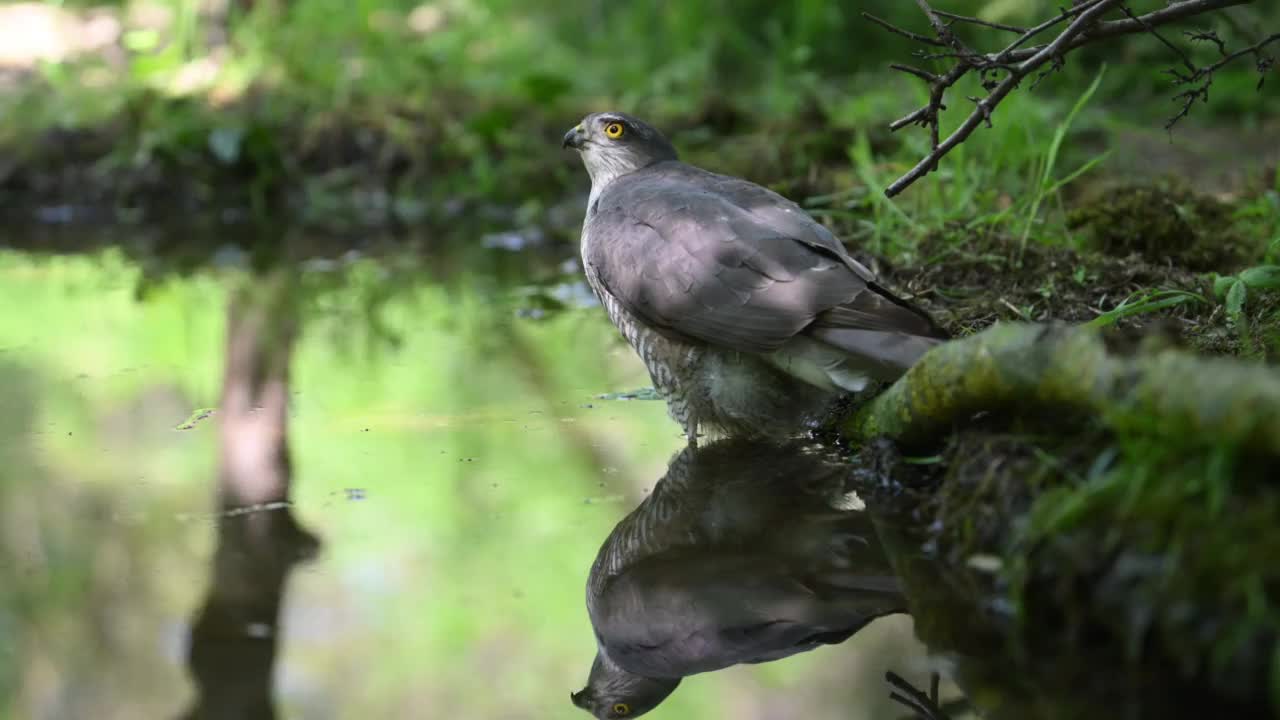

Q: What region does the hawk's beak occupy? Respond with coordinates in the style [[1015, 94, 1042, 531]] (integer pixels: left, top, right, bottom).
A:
[[562, 125, 585, 150], [569, 689, 591, 710]]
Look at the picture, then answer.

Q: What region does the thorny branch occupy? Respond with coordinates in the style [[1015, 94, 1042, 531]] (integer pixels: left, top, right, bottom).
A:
[[864, 0, 1270, 197], [1164, 30, 1280, 129]]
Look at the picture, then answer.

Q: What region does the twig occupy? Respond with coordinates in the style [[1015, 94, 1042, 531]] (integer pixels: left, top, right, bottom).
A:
[[1186, 28, 1228, 56], [1120, 4, 1198, 73], [915, 0, 982, 61], [863, 12, 946, 47], [891, 64, 942, 84], [1194, 32, 1279, 77], [933, 10, 1026, 34], [999, 297, 1031, 319], [888, 64, 971, 170], [1165, 31, 1280, 127]]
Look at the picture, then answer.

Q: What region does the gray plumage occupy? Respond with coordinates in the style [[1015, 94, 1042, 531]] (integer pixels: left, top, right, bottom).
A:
[[570, 439, 905, 719], [564, 112, 948, 442]]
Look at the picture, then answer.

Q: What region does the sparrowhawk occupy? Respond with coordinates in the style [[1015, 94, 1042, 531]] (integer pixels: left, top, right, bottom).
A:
[[563, 112, 948, 443], [570, 439, 905, 719]]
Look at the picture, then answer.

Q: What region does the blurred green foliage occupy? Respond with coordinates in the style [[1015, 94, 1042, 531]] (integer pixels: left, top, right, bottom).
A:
[[2, 0, 1277, 227]]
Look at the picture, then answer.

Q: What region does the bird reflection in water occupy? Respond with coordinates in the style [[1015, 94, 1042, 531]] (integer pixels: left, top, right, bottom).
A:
[[571, 439, 911, 719]]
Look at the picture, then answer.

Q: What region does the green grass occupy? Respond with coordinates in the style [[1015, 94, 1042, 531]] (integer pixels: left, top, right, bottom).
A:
[[1011, 432, 1280, 709]]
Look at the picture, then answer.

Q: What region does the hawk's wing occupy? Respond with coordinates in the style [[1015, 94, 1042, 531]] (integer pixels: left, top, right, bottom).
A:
[[585, 162, 944, 355]]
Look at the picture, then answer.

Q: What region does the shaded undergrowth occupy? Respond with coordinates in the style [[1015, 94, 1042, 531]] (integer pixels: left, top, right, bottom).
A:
[[800, 152, 1280, 719], [863, 416, 1280, 719], [840, 162, 1280, 720]]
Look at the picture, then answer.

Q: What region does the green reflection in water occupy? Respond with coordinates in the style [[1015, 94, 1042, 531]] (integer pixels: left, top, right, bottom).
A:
[[0, 248, 935, 720]]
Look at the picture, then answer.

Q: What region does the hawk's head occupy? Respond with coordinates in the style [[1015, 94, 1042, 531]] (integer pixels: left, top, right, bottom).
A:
[[562, 112, 678, 186], [570, 651, 681, 719]]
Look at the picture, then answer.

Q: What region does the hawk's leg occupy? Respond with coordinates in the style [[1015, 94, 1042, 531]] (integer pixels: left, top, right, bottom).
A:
[[682, 415, 700, 448], [885, 671, 951, 720]]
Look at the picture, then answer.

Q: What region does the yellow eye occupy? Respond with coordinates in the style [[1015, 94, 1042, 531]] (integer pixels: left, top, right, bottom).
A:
[[604, 122, 624, 139], [612, 703, 631, 716]]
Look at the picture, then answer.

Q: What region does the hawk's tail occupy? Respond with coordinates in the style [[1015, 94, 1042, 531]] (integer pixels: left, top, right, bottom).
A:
[[807, 327, 946, 385], [767, 329, 945, 395]]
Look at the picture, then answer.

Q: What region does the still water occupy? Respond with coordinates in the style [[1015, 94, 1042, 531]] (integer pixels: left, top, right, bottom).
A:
[[0, 231, 945, 720]]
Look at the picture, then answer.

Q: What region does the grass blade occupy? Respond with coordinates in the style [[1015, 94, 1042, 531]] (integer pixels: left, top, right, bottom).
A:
[[1019, 63, 1107, 257]]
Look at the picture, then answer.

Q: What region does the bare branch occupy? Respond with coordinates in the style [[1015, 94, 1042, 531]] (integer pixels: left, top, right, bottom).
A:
[[884, 0, 1124, 197], [913, 48, 974, 61], [867, 0, 1267, 197], [1063, 0, 1253, 46], [993, 0, 1109, 63], [998, 0, 1255, 62], [1165, 31, 1280, 128]]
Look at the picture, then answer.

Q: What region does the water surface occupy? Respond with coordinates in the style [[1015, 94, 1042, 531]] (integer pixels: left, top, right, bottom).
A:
[[0, 230, 939, 720]]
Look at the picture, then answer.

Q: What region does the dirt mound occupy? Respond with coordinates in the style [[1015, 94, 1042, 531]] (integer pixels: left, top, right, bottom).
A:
[[866, 230, 1276, 360], [1066, 179, 1255, 272]]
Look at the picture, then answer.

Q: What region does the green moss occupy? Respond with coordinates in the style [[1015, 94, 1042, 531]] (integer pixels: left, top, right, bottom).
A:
[[1067, 179, 1258, 271], [845, 323, 1280, 454]]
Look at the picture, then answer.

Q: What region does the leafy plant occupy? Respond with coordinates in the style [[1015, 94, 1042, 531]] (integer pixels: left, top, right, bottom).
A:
[[1214, 266, 1280, 324]]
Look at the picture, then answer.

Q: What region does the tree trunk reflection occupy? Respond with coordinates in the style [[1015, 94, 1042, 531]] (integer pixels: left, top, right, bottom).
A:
[[181, 275, 320, 720]]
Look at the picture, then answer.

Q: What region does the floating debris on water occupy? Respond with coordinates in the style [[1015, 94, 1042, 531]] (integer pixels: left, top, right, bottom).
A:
[[597, 387, 660, 401], [965, 554, 1004, 574], [174, 408, 217, 430], [583, 494, 625, 505], [481, 227, 546, 251]]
